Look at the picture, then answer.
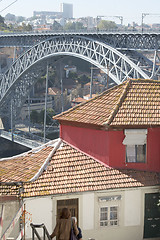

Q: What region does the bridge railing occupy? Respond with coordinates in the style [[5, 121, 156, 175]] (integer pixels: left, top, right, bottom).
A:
[[0, 130, 47, 148], [0, 29, 160, 35]]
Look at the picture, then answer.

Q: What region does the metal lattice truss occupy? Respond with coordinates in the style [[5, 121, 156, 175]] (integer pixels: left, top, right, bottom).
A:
[[0, 32, 160, 51], [120, 50, 159, 78], [101, 33, 160, 50], [0, 35, 150, 120]]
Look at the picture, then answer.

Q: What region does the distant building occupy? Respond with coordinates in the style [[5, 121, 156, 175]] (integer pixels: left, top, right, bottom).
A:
[[33, 3, 73, 20], [60, 3, 73, 19], [71, 97, 86, 107], [1, 79, 160, 240], [84, 81, 105, 95], [64, 65, 77, 78], [33, 11, 62, 19]]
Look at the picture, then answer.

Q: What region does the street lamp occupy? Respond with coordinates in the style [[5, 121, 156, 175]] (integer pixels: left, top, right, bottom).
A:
[[141, 13, 149, 33], [141, 13, 160, 33]]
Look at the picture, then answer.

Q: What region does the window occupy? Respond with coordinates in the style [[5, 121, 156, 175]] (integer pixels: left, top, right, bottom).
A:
[[99, 195, 121, 227], [100, 206, 118, 227], [123, 129, 147, 163], [126, 144, 146, 163]]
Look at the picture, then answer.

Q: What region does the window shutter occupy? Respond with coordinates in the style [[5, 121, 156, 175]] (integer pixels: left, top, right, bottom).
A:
[[123, 129, 147, 145]]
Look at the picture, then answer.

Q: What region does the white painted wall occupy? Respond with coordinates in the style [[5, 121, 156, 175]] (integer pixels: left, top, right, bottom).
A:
[[22, 187, 159, 240], [25, 197, 52, 239], [82, 193, 94, 230], [124, 189, 141, 226]]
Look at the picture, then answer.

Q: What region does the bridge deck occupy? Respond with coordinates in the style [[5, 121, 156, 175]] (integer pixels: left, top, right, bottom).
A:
[[0, 130, 45, 149]]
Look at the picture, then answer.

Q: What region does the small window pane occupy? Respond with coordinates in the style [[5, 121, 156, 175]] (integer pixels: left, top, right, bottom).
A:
[[110, 207, 118, 220], [136, 145, 146, 162], [110, 220, 118, 226], [126, 145, 146, 163], [126, 145, 136, 162], [100, 207, 108, 226]]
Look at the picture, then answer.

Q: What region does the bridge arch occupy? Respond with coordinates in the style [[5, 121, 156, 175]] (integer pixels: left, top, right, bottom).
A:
[[0, 35, 149, 126]]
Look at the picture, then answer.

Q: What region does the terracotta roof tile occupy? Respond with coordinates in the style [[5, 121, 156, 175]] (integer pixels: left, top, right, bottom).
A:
[[0, 143, 56, 184], [53, 83, 126, 127], [53, 79, 160, 128], [0, 140, 159, 197]]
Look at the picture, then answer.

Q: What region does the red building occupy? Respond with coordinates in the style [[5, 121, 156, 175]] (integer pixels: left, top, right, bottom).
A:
[[0, 79, 160, 240], [54, 79, 160, 173]]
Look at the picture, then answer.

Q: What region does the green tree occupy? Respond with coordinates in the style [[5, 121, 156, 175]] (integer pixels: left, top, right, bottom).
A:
[[16, 16, 25, 23], [46, 108, 55, 124], [0, 15, 7, 30], [30, 110, 39, 123], [64, 22, 85, 31], [20, 23, 32, 31], [78, 74, 90, 86], [52, 21, 63, 31], [98, 20, 117, 30], [0, 15, 5, 25], [30, 108, 54, 124], [5, 13, 16, 22], [68, 71, 78, 79]]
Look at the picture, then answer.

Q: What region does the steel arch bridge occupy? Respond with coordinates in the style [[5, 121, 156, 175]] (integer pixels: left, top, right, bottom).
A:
[[0, 34, 159, 128]]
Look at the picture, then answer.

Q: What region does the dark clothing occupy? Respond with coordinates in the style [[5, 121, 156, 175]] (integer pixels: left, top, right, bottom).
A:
[[77, 227, 82, 240], [50, 217, 79, 240]]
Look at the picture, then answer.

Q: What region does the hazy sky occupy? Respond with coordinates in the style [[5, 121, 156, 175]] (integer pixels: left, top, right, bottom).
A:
[[0, 0, 160, 25]]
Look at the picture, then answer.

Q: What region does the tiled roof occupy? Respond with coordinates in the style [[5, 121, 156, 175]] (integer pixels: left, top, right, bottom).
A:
[[111, 80, 160, 127], [53, 83, 125, 127], [0, 140, 159, 197], [71, 97, 86, 103], [0, 139, 60, 184], [53, 79, 160, 128]]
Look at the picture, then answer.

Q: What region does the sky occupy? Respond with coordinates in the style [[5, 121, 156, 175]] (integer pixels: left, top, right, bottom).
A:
[[0, 0, 160, 25]]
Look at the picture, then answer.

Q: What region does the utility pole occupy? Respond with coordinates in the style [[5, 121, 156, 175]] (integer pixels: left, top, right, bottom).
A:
[[11, 98, 13, 141], [90, 65, 93, 98], [44, 63, 49, 143], [107, 63, 109, 89], [141, 13, 149, 33], [141, 13, 160, 33], [28, 94, 31, 133], [13, 46, 16, 62], [60, 62, 64, 112]]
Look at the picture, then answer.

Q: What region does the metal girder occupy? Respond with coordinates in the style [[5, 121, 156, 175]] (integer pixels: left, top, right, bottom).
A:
[[0, 32, 160, 50], [0, 35, 150, 121], [120, 50, 159, 78]]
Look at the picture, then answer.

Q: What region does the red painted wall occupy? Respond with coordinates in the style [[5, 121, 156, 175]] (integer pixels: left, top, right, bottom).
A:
[[60, 124, 110, 166], [60, 124, 160, 172]]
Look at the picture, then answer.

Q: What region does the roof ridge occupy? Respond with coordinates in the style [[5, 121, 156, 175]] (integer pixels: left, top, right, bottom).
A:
[[103, 79, 131, 127], [131, 78, 160, 83], [29, 138, 62, 183]]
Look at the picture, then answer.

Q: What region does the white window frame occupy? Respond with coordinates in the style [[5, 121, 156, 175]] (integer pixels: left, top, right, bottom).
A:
[[126, 144, 146, 163], [123, 129, 147, 163], [100, 205, 118, 227], [99, 195, 121, 228]]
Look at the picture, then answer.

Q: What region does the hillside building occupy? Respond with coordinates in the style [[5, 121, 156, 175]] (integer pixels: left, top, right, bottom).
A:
[[0, 79, 160, 240]]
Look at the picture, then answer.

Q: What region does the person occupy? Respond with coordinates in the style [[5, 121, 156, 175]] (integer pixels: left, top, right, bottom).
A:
[[50, 208, 79, 240], [72, 217, 82, 240]]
